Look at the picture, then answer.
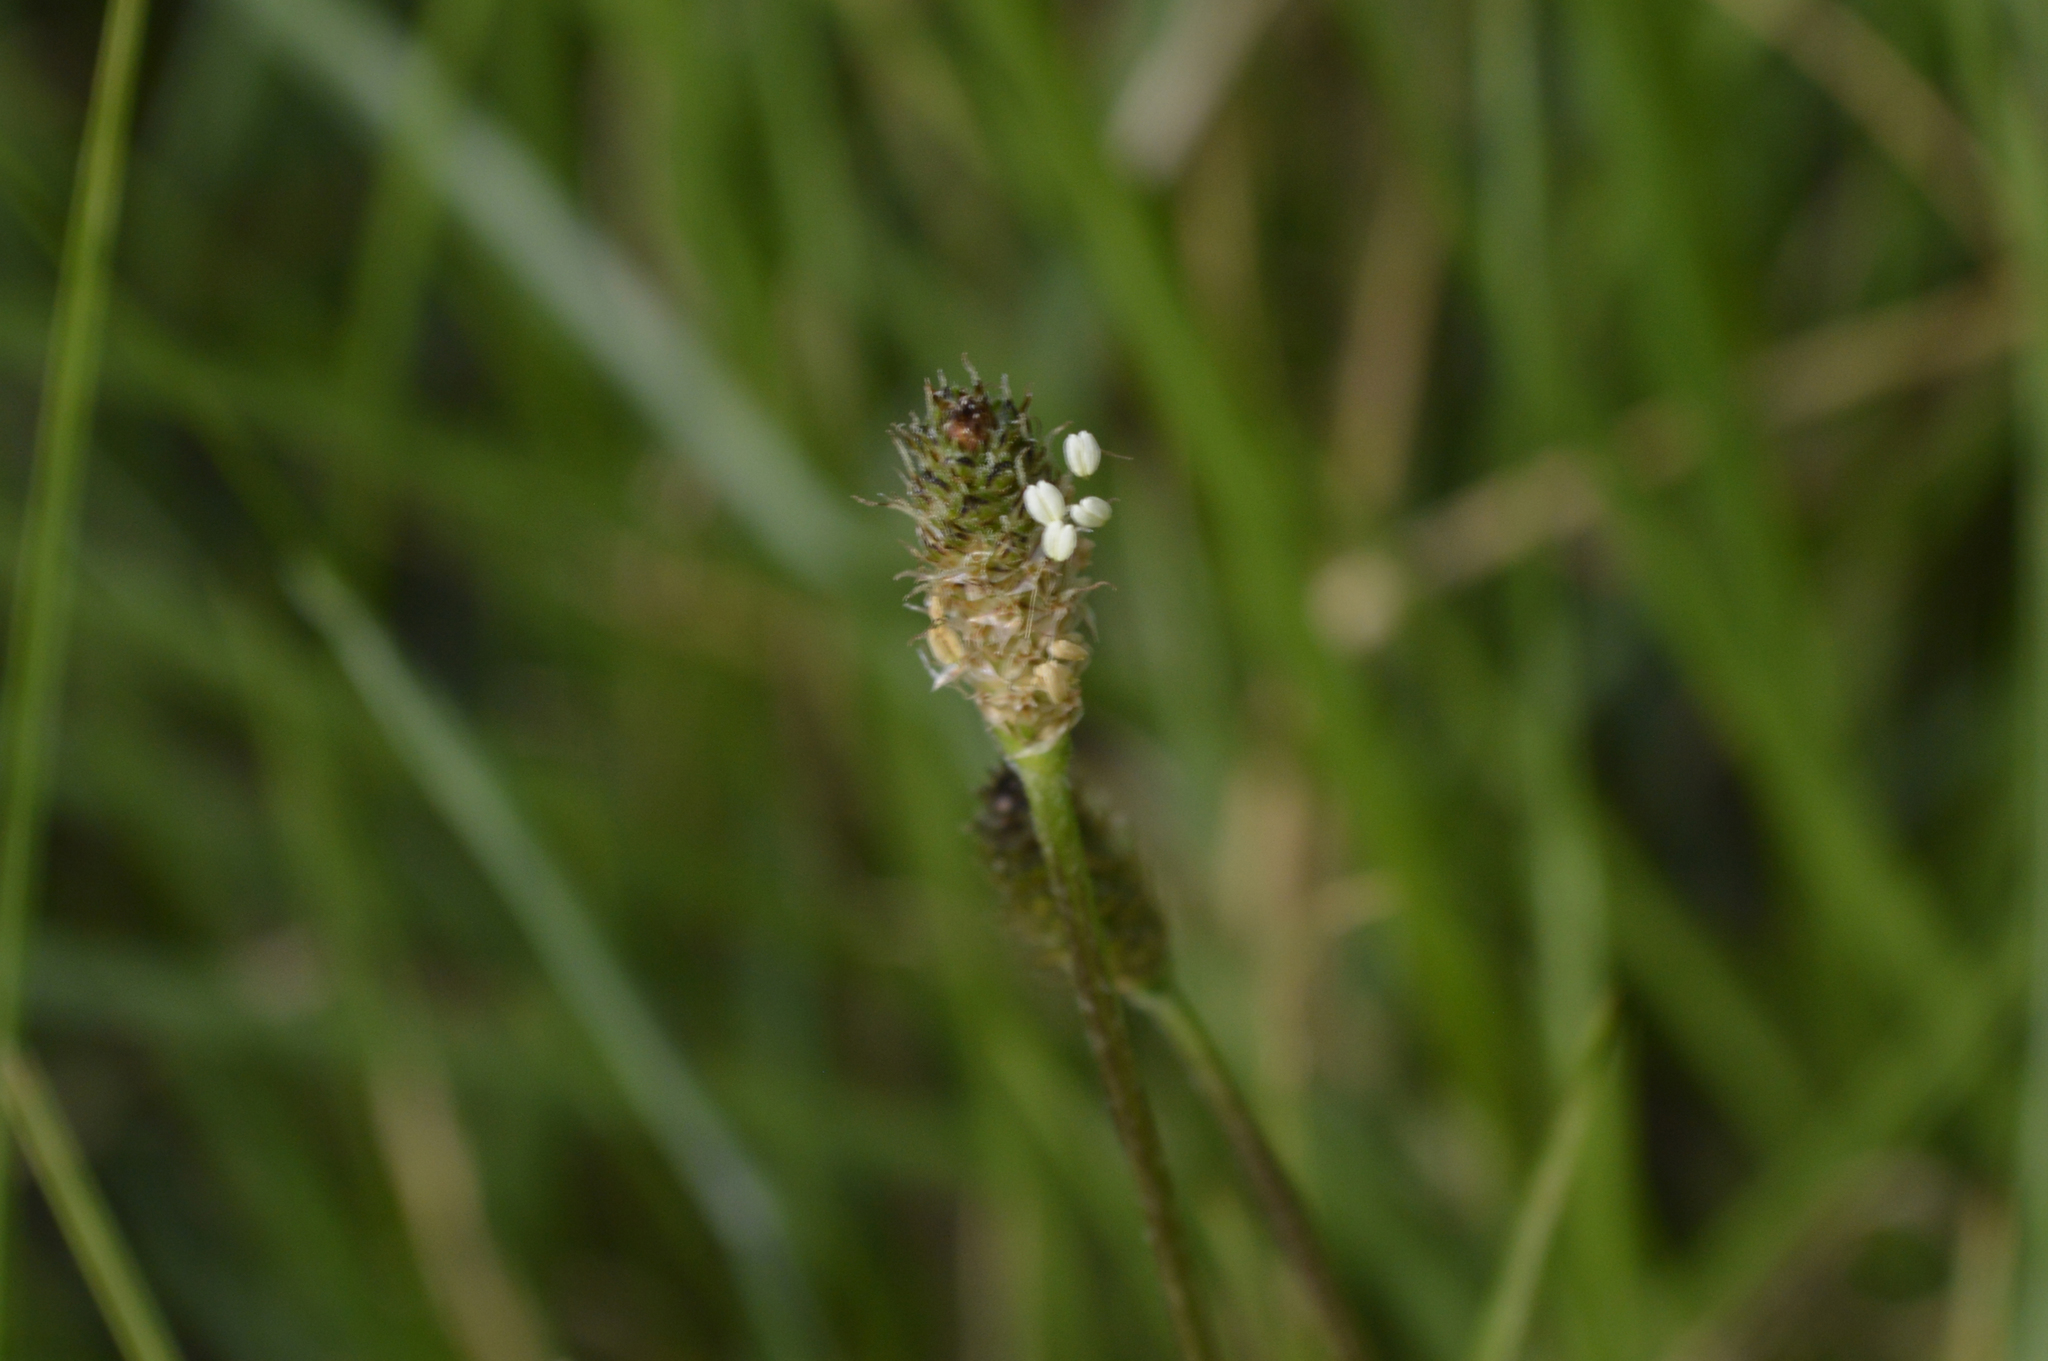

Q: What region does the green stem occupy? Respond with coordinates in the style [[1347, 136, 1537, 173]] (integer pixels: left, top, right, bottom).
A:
[[0, 0, 152, 1345], [1, 1050, 183, 1361], [1133, 985, 1372, 1361], [1465, 1004, 1615, 1361], [1009, 741, 1218, 1361]]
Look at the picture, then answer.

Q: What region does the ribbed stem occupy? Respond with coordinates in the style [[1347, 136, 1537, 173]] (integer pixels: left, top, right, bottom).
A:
[[1009, 742, 1218, 1361], [1134, 986, 1371, 1361]]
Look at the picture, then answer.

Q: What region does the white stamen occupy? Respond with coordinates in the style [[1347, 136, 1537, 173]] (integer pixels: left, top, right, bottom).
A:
[[1069, 496, 1112, 529], [1064, 430, 1102, 478], [1042, 520, 1079, 561], [1024, 480, 1066, 526]]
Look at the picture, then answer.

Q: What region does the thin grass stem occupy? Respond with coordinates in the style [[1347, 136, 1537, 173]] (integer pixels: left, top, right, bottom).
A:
[[1133, 985, 1372, 1361], [0, 0, 152, 1346], [1009, 741, 1218, 1361], [0, 1050, 183, 1361], [1465, 1004, 1616, 1361]]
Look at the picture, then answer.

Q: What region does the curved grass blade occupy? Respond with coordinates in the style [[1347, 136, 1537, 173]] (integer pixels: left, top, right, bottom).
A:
[[223, 0, 860, 588], [287, 557, 827, 1361], [1464, 1005, 1616, 1361], [1, 1050, 184, 1361]]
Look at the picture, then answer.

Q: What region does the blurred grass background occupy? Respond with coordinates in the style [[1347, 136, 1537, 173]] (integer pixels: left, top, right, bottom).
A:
[[1, 0, 2047, 1357]]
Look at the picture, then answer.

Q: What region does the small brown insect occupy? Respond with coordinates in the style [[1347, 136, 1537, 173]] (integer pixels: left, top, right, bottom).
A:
[[940, 394, 996, 452]]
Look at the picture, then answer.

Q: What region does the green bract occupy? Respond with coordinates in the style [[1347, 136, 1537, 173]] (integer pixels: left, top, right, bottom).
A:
[[972, 764, 1169, 994]]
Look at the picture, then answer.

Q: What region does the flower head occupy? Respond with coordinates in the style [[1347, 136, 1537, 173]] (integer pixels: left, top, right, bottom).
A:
[[881, 370, 1104, 755]]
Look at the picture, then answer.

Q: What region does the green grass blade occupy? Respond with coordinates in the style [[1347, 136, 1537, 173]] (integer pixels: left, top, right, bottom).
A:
[[0, 0, 151, 1098], [1, 1050, 184, 1361], [1465, 1006, 1617, 1361], [222, 0, 860, 588], [286, 557, 827, 1361], [0, 0, 152, 1348]]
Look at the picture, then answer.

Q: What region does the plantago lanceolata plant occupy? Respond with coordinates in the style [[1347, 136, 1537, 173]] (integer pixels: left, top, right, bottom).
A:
[[915, 374, 1375, 1361], [882, 371, 1217, 1361]]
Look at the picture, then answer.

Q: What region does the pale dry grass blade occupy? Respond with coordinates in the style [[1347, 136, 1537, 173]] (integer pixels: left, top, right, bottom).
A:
[[368, 1054, 554, 1361], [1750, 272, 2019, 425], [1706, 0, 1993, 246], [1108, 0, 1287, 184], [1328, 163, 1446, 521], [1313, 272, 2023, 652], [1937, 1193, 2013, 1361]]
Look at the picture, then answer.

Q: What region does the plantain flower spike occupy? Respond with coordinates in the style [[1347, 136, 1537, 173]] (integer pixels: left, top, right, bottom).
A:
[[882, 370, 1105, 756]]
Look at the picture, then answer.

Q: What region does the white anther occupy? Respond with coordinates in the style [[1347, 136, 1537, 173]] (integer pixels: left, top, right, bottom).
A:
[[1064, 430, 1102, 478], [1024, 480, 1067, 526], [1042, 520, 1079, 561], [1069, 496, 1112, 530]]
